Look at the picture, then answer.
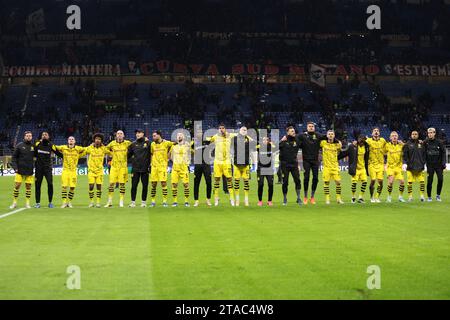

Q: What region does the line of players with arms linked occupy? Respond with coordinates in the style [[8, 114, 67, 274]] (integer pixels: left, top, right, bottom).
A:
[[8, 122, 446, 209]]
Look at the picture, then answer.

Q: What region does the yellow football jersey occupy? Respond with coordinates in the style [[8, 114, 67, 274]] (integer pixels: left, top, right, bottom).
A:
[[366, 137, 386, 166], [209, 133, 236, 163], [106, 140, 132, 169], [55, 145, 86, 171], [356, 145, 366, 171], [171, 142, 191, 169], [85, 145, 110, 175], [320, 140, 341, 170], [384, 142, 403, 168], [151, 140, 174, 167]]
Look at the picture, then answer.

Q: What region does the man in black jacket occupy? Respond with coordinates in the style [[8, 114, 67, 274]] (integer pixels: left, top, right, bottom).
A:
[[339, 135, 369, 203], [256, 136, 275, 206], [424, 127, 446, 201], [192, 131, 212, 207], [279, 126, 302, 206], [403, 131, 426, 202], [128, 129, 151, 207], [10, 131, 35, 209], [296, 122, 327, 204], [34, 132, 62, 208]]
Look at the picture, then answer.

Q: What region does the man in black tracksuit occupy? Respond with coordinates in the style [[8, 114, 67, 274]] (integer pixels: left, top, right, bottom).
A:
[[128, 129, 151, 207], [192, 131, 213, 206], [424, 127, 446, 201], [10, 131, 35, 209], [296, 122, 327, 204], [34, 131, 62, 208], [279, 126, 302, 205], [256, 136, 275, 205], [403, 131, 427, 201]]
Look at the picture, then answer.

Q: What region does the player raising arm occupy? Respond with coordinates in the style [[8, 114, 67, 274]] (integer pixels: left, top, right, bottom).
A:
[[34, 131, 62, 209], [55, 136, 86, 208], [104, 130, 132, 208]]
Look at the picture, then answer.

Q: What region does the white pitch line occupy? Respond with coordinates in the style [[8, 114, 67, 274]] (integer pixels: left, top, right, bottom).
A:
[[0, 208, 28, 220]]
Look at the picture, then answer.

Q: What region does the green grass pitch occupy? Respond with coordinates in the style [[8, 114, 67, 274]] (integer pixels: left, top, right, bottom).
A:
[[0, 172, 449, 300]]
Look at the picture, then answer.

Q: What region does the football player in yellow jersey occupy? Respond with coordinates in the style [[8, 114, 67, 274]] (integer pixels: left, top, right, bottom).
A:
[[85, 133, 110, 208], [231, 126, 254, 207], [209, 124, 236, 206], [384, 131, 406, 203], [55, 136, 86, 208], [150, 130, 175, 207], [365, 127, 387, 203], [170, 132, 191, 207], [320, 130, 343, 204], [104, 130, 132, 208]]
